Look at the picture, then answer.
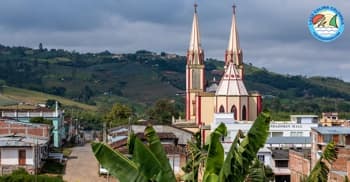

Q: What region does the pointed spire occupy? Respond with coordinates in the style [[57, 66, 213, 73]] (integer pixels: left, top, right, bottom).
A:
[[215, 63, 248, 96], [226, 3, 242, 65], [189, 3, 201, 53]]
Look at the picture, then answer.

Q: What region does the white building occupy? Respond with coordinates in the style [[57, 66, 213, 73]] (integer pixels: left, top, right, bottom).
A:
[[211, 113, 318, 181], [0, 136, 49, 175]]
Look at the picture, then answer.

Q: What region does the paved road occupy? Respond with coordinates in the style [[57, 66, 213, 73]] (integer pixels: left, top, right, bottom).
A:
[[63, 143, 117, 182]]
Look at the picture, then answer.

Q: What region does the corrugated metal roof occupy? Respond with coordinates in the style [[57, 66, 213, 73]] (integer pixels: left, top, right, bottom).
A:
[[312, 127, 350, 134], [0, 136, 48, 147], [267, 137, 311, 144]]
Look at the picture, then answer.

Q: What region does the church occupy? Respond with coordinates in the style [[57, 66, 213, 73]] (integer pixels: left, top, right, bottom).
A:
[[184, 4, 262, 128]]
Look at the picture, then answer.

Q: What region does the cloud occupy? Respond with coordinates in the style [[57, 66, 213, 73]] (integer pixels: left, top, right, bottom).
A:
[[0, 0, 349, 80]]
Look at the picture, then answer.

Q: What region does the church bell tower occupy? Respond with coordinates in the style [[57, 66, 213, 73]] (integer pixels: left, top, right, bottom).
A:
[[186, 4, 205, 121]]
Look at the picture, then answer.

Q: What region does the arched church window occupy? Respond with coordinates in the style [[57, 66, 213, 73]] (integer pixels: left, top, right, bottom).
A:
[[242, 105, 247, 120], [230, 105, 237, 120], [219, 105, 225, 113]]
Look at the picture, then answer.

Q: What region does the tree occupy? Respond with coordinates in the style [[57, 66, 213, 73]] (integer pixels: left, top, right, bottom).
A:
[[46, 99, 61, 109], [39, 42, 43, 51], [79, 85, 94, 103], [105, 103, 133, 125], [147, 99, 179, 124], [30, 117, 52, 125]]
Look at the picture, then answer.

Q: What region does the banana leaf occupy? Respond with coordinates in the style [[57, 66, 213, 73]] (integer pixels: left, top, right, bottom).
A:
[[203, 123, 227, 182], [91, 142, 148, 182], [144, 125, 177, 182], [219, 111, 271, 182], [306, 142, 337, 182], [132, 137, 163, 179]]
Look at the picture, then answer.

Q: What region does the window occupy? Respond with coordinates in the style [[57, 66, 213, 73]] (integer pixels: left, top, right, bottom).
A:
[[323, 135, 332, 143], [272, 132, 283, 137], [192, 100, 196, 116], [275, 160, 288, 168], [230, 105, 237, 120], [257, 155, 265, 163], [192, 69, 200, 89], [346, 135, 350, 145], [242, 105, 247, 120], [219, 105, 225, 113], [291, 132, 303, 136]]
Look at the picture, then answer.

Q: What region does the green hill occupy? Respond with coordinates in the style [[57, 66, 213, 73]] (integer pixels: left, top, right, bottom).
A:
[[0, 86, 96, 111], [1, 45, 350, 118]]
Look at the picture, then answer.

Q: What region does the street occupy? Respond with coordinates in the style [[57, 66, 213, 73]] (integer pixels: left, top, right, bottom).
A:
[[63, 143, 117, 182]]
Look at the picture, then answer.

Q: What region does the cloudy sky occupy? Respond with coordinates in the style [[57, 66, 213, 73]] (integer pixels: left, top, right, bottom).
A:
[[0, 0, 349, 80]]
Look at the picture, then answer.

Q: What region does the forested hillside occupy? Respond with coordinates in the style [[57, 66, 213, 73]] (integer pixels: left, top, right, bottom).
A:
[[1, 44, 350, 119]]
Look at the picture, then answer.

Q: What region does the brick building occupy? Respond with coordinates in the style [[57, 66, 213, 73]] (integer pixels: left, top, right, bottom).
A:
[[311, 127, 350, 181], [0, 119, 50, 175], [289, 149, 311, 182], [0, 119, 51, 138], [0, 104, 65, 147]]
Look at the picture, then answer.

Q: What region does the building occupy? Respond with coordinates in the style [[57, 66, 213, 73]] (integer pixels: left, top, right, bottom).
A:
[[0, 104, 65, 147], [289, 149, 311, 182], [210, 114, 318, 182], [0, 136, 49, 175], [0, 120, 51, 175], [184, 4, 262, 134], [320, 112, 350, 127], [310, 127, 350, 181], [0, 119, 51, 138], [211, 114, 318, 139], [108, 125, 194, 175]]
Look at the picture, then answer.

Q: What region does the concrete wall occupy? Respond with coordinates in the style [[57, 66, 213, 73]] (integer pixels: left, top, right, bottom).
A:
[[248, 96, 258, 121], [1, 148, 33, 165], [198, 96, 214, 126]]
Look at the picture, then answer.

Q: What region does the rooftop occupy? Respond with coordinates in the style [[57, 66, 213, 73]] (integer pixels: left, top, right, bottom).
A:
[[271, 149, 289, 160], [0, 136, 49, 147], [312, 127, 350, 134], [267, 137, 311, 144]]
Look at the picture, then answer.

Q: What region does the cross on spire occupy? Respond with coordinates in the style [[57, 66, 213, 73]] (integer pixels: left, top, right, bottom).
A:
[[194, 3, 198, 13], [232, 3, 236, 14]]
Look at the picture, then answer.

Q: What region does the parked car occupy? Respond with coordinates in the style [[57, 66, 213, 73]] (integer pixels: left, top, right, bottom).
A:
[[99, 165, 109, 176]]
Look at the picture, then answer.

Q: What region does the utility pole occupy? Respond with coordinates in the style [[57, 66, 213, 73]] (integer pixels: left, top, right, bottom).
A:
[[103, 122, 107, 143]]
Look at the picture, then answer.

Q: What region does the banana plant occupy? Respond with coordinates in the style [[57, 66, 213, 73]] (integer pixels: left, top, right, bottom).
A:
[[304, 141, 337, 182], [91, 125, 176, 182], [203, 111, 271, 182]]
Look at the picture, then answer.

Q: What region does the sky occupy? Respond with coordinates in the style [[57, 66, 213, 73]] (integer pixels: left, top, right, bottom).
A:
[[0, 0, 349, 80]]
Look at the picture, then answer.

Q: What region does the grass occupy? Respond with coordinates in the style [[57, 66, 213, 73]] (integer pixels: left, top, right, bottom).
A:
[[0, 86, 97, 111], [62, 148, 72, 157], [41, 159, 65, 174]]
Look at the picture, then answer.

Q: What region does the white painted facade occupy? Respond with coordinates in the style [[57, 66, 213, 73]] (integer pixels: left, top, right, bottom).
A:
[[168, 154, 181, 174], [211, 114, 318, 140], [0, 148, 33, 165]]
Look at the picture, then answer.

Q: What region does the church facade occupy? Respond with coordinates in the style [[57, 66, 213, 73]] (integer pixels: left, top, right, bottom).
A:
[[185, 5, 262, 126]]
